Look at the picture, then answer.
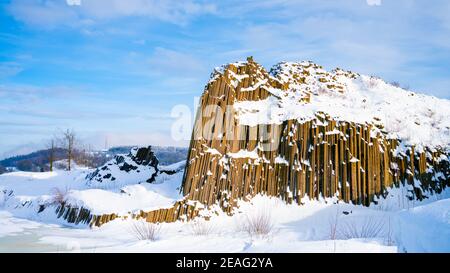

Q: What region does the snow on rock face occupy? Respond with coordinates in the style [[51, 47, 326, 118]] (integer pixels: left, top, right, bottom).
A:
[[86, 146, 159, 187], [180, 57, 449, 220], [64, 185, 176, 215], [226, 60, 450, 150]]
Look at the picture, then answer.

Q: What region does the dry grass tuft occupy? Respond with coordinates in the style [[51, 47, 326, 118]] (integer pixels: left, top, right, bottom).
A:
[[239, 210, 275, 237], [338, 217, 385, 239], [50, 186, 70, 205], [189, 218, 215, 236], [128, 220, 161, 241]]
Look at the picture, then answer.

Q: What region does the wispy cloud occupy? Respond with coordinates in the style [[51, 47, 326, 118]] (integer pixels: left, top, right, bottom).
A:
[[210, 0, 450, 98], [147, 47, 206, 76], [0, 62, 23, 78], [0, 120, 56, 127], [0, 84, 82, 103], [6, 0, 80, 29], [7, 0, 216, 28]]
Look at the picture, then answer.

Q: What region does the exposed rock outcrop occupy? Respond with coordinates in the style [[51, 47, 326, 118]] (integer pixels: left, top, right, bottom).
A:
[[180, 57, 449, 214], [91, 57, 450, 225], [50, 147, 190, 227], [86, 146, 159, 186]]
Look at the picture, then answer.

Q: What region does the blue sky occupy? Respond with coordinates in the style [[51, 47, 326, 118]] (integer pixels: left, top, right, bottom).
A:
[[0, 0, 449, 158]]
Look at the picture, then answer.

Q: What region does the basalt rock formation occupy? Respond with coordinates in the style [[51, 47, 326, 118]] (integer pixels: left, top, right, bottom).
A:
[[180, 57, 449, 212], [92, 57, 450, 226]]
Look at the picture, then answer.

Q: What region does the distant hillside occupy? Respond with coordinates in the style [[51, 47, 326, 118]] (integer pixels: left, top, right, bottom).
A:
[[0, 145, 188, 174], [151, 146, 189, 165], [106, 146, 188, 165], [0, 148, 67, 173]]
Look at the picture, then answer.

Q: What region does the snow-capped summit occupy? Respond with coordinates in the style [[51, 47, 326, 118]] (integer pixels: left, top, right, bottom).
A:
[[211, 57, 450, 150]]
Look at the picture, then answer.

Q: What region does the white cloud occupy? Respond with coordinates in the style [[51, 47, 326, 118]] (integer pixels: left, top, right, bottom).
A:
[[0, 84, 80, 103], [366, 0, 382, 6], [8, 0, 216, 28], [0, 62, 23, 79], [79, 0, 214, 20], [7, 0, 79, 28], [66, 0, 81, 6], [119, 47, 207, 80], [148, 47, 206, 75], [215, 0, 450, 100]]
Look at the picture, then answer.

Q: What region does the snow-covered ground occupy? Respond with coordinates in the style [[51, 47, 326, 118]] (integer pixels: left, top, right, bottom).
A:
[[0, 163, 182, 219], [1, 166, 449, 253]]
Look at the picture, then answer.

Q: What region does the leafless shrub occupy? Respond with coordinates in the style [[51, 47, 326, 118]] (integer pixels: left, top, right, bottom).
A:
[[328, 208, 340, 240], [50, 186, 70, 205], [367, 76, 379, 88], [389, 81, 411, 90], [128, 220, 161, 241], [338, 217, 385, 239], [189, 218, 215, 236], [239, 210, 275, 237]]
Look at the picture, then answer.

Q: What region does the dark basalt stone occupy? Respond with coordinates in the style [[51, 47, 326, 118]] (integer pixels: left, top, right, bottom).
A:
[[115, 155, 125, 164], [131, 146, 159, 169], [160, 169, 177, 175], [118, 162, 138, 172], [85, 146, 162, 184], [38, 204, 45, 213]]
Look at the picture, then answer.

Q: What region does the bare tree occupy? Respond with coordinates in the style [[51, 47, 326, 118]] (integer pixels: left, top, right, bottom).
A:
[[62, 129, 76, 171], [47, 138, 56, 172]]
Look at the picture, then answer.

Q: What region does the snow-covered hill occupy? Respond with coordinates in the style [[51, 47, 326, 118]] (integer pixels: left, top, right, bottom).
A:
[[86, 146, 159, 187], [0, 147, 185, 226]]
